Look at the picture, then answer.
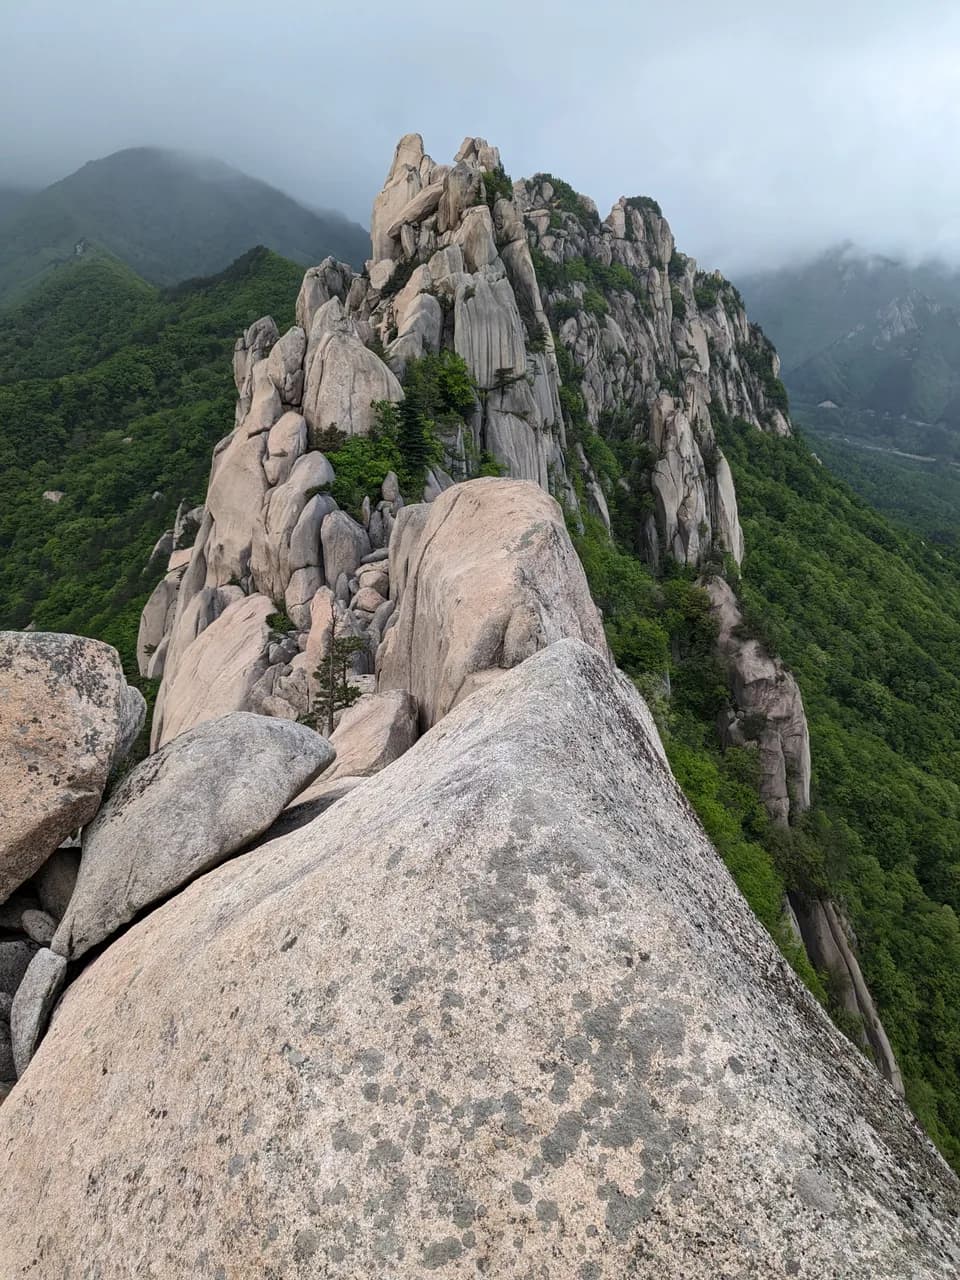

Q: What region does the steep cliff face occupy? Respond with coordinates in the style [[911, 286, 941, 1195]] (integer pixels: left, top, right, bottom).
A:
[[515, 177, 790, 568]]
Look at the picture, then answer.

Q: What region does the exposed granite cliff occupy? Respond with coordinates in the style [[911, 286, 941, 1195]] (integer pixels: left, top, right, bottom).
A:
[[134, 132, 899, 1092], [0, 136, 948, 1271]]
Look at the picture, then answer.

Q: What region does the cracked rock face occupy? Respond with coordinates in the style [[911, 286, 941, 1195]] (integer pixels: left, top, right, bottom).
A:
[[51, 712, 335, 962], [0, 633, 144, 902], [141, 132, 796, 738], [0, 642, 956, 1277]]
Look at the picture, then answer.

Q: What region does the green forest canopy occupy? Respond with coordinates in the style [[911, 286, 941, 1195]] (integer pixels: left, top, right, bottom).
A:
[[0, 246, 303, 676]]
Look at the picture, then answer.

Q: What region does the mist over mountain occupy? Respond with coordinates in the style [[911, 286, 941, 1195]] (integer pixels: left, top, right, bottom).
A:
[[0, 147, 369, 307], [739, 247, 960, 368], [6, 1, 960, 276], [739, 246, 960, 540]]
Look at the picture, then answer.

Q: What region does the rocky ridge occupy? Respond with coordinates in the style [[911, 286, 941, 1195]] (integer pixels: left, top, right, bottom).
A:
[[0, 640, 957, 1276], [136, 132, 894, 1090], [0, 135, 934, 1265], [140, 131, 796, 751]]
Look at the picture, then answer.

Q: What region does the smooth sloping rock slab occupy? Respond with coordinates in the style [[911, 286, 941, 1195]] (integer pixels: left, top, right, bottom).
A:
[[1, 642, 956, 1276], [153, 594, 275, 748], [0, 632, 145, 901], [52, 713, 335, 960], [271, 776, 368, 840], [10, 948, 67, 1076], [323, 688, 418, 781], [378, 478, 608, 727]]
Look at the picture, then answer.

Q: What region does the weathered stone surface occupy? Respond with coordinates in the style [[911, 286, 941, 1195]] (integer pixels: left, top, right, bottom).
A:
[[232, 316, 278, 418], [356, 563, 389, 597], [0, 1029, 13, 1086], [136, 573, 180, 677], [0, 633, 145, 902], [322, 689, 418, 781], [351, 585, 385, 613], [0, 942, 35, 999], [296, 258, 355, 334], [707, 578, 811, 824], [20, 910, 55, 946], [203, 415, 270, 586], [32, 847, 80, 921], [302, 304, 403, 441], [10, 948, 67, 1076], [453, 273, 527, 390], [263, 411, 308, 487], [370, 132, 426, 260], [791, 894, 904, 1095], [152, 585, 245, 737], [378, 479, 608, 727], [321, 510, 370, 589], [266, 325, 306, 405], [279, 775, 368, 833], [53, 713, 335, 961], [284, 567, 323, 631], [290, 494, 334, 574], [1, 642, 956, 1276], [152, 595, 275, 748], [250, 453, 334, 603]]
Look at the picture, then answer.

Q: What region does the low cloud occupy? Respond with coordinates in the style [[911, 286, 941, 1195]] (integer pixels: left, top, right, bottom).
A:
[[5, 0, 960, 274]]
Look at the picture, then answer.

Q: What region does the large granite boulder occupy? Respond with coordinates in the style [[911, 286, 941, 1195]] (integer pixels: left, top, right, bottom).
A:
[[152, 594, 275, 748], [378, 478, 608, 727], [294, 689, 418, 797], [0, 642, 955, 1277], [52, 713, 335, 962], [10, 948, 66, 1076], [0, 633, 145, 902]]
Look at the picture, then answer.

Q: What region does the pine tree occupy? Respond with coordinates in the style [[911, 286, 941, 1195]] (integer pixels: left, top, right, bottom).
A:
[[307, 612, 365, 737]]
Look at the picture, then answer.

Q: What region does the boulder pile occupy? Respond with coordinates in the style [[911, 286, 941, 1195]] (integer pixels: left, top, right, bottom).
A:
[[0, 632, 335, 1093]]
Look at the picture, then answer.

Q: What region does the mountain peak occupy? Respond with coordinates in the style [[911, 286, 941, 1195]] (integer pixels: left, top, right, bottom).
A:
[[0, 148, 370, 308]]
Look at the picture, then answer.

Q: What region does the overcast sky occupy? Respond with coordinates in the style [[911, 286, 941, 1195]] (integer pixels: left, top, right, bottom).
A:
[[4, 0, 960, 274]]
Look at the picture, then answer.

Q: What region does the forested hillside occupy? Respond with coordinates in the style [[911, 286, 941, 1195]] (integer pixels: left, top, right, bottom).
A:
[[570, 397, 960, 1165], [0, 247, 302, 676], [802, 422, 960, 549], [0, 147, 369, 306], [740, 248, 960, 545]]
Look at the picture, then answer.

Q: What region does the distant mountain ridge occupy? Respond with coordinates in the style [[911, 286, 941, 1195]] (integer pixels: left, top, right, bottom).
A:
[[740, 244, 960, 371], [0, 147, 369, 307]]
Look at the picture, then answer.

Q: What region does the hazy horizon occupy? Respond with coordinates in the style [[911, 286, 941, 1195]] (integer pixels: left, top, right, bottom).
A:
[[6, 1, 960, 276]]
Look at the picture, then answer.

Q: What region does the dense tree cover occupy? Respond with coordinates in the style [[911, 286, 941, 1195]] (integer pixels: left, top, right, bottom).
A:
[[716, 413, 960, 1167], [0, 252, 156, 381], [319, 350, 498, 518], [0, 247, 303, 680], [573, 519, 826, 1003], [0, 147, 369, 307], [788, 402, 960, 549]]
